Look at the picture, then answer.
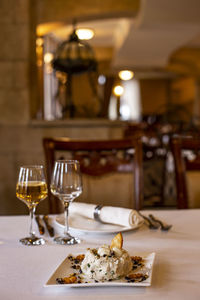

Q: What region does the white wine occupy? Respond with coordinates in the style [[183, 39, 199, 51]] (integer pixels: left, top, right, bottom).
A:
[[16, 181, 47, 206]]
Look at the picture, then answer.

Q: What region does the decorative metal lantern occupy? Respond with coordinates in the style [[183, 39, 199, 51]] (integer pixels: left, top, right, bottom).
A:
[[52, 25, 99, 118]]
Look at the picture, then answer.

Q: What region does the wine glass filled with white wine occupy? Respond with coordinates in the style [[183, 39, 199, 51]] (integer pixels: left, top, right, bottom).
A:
[[51, 160, 82, 245], [16, 165, 48, 245]]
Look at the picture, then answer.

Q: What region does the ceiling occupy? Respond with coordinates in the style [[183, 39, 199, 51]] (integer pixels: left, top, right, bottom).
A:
[[41, 0, 200, 78]]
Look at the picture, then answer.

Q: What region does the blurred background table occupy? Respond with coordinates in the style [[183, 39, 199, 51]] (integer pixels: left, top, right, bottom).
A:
[[0, 209, 200, 300]]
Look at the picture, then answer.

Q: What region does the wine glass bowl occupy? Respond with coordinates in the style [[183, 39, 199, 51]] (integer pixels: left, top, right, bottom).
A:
[[51, 160, 82, 245], [16, 165, 48, 245]]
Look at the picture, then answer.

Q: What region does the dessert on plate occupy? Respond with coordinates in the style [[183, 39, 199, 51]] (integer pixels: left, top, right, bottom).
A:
[[56, 233, 149, 284], [81, 232, 132, 281]]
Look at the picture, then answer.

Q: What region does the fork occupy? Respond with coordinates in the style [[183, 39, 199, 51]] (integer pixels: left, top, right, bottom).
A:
[[148, 214, 172, 231], [138, 212, 159, 230]]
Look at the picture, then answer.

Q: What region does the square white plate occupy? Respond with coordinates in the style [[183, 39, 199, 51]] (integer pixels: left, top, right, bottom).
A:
[[45, 252, 155, 288]]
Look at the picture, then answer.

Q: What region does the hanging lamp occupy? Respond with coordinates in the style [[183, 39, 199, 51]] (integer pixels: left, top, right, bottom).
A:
[[52, 22, 99, 118]]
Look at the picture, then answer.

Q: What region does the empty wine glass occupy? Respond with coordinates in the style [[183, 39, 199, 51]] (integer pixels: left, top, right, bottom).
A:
[[16, 165, 48, 245], [51, 160, 82, 245]]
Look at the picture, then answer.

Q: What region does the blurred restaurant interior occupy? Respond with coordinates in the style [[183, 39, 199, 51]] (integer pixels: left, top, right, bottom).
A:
[[1, 0, 200, 215]]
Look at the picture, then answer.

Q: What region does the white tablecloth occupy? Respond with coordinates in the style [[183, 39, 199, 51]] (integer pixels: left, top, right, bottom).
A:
[[0, 209, 200, 300]]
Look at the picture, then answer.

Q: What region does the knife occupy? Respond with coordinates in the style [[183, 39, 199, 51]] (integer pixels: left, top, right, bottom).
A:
[[43, 215, 54, 237], [35, 215, 45, 235]]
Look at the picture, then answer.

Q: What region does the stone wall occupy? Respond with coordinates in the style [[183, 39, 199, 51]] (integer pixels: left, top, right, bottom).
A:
[[0, 0, 30, 125], [0, 0, 30, 215]]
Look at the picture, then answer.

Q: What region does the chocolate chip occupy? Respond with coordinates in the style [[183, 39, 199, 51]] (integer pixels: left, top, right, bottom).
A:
[[56, 278, 64, 284]]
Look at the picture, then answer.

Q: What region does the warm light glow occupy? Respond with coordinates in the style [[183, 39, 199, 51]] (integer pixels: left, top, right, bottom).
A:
[[36, 37, 43, 47], [118, 70, 134, 81], [113, 85, 124, 97], [37, 22, 64, 36], [44, 53, 54, 64], [37, 60, 43, 67], [76, 28, 94, 40]]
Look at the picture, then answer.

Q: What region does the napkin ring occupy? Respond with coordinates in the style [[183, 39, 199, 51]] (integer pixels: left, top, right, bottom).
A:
[[94, 205, 103, 222]]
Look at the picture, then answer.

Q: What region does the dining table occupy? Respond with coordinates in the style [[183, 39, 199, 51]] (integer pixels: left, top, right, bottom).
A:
[[0, 209, 200, 300]]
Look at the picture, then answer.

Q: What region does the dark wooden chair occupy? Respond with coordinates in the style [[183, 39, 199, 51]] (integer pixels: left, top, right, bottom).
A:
[[124, 123, 169, 208], [171, 136, 200, 209], [43, 137, 143, 213]]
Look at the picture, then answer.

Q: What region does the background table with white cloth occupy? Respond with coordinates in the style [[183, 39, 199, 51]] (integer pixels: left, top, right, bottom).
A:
[[0, 209, 200, 300]]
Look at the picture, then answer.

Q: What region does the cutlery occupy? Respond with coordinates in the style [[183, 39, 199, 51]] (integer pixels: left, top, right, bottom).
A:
[[35, 215, 45, 235], [138, 212, 159, 230], [43, 215, 55, 237], [148, 214, 172, 231]]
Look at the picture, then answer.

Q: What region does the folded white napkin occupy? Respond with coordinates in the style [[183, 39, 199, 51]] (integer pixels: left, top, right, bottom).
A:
[[69, 202, 143, 227]]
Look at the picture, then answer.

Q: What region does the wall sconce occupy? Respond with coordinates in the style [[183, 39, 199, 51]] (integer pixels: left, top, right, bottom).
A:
[[113, 85, 124, 119], [44, 52, 54, 74]]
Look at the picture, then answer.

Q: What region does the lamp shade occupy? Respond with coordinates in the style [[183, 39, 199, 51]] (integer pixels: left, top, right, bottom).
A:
[[53, 29, 97, 74]]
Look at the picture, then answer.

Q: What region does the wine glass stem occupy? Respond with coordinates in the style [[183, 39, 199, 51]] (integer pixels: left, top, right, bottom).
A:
[[64, 202, 70, 236], [29, 206, 36, 237]]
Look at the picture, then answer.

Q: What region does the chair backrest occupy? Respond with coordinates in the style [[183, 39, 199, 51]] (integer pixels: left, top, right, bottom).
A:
[[124, 123, 170, 208], [43, 137, 143, 213], [171, 136, 200, 208]]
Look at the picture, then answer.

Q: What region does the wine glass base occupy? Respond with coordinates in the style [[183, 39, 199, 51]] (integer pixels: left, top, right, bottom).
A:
[[19, 236, 45, 246], [53, 235, 80, 245]]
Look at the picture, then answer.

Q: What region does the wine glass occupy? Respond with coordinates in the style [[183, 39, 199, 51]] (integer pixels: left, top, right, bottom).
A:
[[50, 160, 82, 245], [16, 165, 48, 245]]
